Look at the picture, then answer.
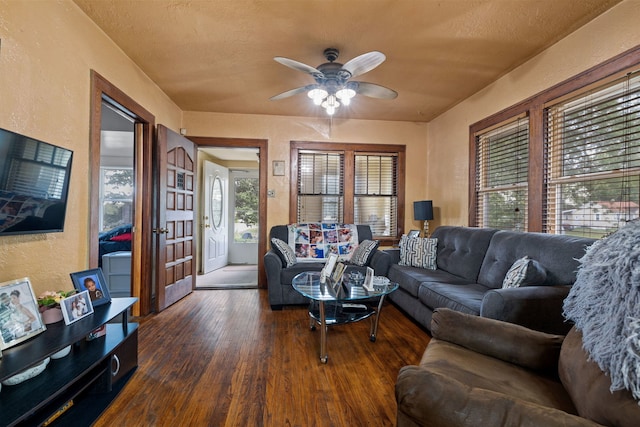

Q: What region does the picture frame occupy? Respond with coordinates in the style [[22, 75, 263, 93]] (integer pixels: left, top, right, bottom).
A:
[[70, 268, 111, 307], [0, 277, 46, 350], [407, 230, 420, 239], [321, 253, 338, 280], [363, 267, 375, 292], [272, 160, 285, 176], [60, 290, 94, 325]]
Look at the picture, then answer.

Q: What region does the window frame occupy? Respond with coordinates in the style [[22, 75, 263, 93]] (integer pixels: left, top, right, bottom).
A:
[[470, 45, 640, 232], [290, 141, 405, 246]]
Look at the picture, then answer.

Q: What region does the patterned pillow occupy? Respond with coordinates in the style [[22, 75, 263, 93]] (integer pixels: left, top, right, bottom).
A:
[[502, 256, 547, 288], [271, 237, 297, 268], [350, 240, 379, 266], [399, 235, 438, 270]]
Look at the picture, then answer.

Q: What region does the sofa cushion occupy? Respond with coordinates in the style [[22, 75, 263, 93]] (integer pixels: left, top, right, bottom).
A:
[[388, 264, 470, 298], [419, 282, 490, 315], [478, 231, 594, 289], [280, 262, 326, 285], [432, 308, 563, 373], [399, 235, 438, 269], [559, 327, 640, 427], [502, 256, 547, 288], [431, 226, 499, 281], [350, 239, 379, 266], [416, 339, 578, 415], [271, 237, 297, 268]]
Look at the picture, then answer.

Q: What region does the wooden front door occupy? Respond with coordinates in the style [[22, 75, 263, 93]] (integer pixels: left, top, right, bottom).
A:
[[155, 125, 197, 311]]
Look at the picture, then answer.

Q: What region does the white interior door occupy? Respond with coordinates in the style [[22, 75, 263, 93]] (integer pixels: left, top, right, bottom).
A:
[[228, 169, 259, 264], [202, 160, 229, 273]]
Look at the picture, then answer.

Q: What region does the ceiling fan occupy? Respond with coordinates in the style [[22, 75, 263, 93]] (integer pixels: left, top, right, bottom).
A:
[[270, 48, 398, 115]]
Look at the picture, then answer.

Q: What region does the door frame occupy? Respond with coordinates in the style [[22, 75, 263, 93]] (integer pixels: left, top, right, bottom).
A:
[[89, 71, 155, 316], [189, 137, 268, 288]]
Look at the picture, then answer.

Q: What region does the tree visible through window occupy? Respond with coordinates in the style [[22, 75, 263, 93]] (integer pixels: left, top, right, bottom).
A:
[[100, 168, 133, 231]]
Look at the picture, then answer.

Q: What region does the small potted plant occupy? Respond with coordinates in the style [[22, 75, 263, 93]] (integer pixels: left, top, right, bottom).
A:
[[37, 290, 76, 324]]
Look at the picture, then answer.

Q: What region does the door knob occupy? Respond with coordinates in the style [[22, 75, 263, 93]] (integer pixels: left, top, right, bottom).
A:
[[152, 228, 169, 234]]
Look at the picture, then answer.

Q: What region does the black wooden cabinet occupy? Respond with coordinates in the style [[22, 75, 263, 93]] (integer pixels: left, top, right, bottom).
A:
[[0, 298, 138, 427]]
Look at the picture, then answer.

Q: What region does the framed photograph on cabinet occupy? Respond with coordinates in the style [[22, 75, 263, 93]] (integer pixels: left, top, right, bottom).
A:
[[0, 277, 46, 350], [70, 268, 111, 307], [60, 290, 94, 325]]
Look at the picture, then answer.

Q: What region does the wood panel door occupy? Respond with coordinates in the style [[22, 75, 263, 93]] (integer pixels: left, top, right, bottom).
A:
[[155, 125, 197, 311]]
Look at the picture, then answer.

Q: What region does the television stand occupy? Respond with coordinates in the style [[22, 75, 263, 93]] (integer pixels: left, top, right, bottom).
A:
[[0, 297, 138, 427]]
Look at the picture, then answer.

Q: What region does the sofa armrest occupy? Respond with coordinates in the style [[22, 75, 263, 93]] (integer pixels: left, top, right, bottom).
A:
[[369, 250, 391, 276], [431, 308, 564, 373], [480, 285, 573, 335], [396, 367, 601, 427], [264, 250, 285, 308]]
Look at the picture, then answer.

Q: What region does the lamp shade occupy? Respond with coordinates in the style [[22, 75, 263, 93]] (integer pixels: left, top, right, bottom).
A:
[[414, 200, 434, 221]]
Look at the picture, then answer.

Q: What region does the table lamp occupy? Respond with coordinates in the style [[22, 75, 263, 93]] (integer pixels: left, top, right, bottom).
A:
[[414, 200, 434, 237]]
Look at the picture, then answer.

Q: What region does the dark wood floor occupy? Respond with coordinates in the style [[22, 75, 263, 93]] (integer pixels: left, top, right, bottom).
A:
[[94, 289, 431, 426]]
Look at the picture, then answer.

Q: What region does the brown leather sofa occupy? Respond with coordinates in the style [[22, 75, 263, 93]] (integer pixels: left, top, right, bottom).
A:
[[396, 308, 640, 427]]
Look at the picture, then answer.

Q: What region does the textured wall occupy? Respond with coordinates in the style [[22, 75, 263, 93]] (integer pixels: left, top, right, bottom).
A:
[[182, 111, 429, 236], [426, 0, 640, 227], [0, 1, 181, 295]]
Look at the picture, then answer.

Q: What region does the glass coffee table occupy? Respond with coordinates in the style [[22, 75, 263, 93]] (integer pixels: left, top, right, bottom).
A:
[[292, 271, 398, 363]]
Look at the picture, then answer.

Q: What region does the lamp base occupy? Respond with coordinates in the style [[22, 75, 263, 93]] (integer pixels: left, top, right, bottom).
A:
[[422, 220, 430, 238]]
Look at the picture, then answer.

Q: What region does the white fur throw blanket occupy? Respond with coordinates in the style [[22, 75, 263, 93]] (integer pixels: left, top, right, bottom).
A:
[[563, 220, 640, 402]]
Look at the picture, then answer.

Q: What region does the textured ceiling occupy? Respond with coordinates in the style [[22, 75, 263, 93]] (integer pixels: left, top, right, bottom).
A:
[[73, 0, 621, 123]]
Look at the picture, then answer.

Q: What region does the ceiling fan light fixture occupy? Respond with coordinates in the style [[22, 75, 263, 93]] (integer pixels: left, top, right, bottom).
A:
[[321, 94, 340, 115], [272, 48, 396, 116], [308, 88, 328, 105]]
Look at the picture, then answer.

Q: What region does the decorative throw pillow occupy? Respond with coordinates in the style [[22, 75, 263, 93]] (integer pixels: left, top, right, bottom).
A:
[[271, 237, 297, 268], [399, 235, 438, 270], [502, 256, 547, 288], [349, 240, 379, 266]]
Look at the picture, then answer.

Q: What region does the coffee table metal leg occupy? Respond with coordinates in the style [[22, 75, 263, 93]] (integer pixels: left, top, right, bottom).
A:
[[369, 295, 387, 342], [319, 300, 328, 363]]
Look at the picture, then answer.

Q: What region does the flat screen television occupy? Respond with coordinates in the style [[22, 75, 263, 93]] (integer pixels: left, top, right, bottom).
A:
[[0, 127, 73, 236]]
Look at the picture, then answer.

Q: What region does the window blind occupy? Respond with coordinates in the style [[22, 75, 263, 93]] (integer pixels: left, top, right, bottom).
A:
[[544, 72, 640, 237], [296, 151, 344, 223], [354, 154, 397, 236], [475, 118, 529, 230]]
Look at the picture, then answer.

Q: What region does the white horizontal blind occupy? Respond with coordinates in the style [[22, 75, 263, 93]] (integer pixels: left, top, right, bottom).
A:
[[354, 154, 397, 236], [475, 118, 529, 230], [297, 151, 344, 223], [6, 139, 72, 199], [544, 73, 640, 238]]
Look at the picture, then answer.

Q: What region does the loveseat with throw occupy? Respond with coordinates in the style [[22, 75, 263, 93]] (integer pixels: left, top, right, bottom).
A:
[[386, 226, 595, 334], [395, 308, 640, 427], [265, 224, 391, 310]]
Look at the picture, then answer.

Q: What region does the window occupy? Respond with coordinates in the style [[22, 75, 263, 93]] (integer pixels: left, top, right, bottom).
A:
[[296, 151, 344, 223], [354, 154, 398, 236], [544, 73, 640, 237], [470, 47, 640, 235], [292, 142, 404, 243], [474, 118, 529, 230], [100, 167, 134, 231]]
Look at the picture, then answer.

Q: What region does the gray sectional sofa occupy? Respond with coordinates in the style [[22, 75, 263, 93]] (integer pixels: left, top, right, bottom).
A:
[[386, 226, 596, 334]]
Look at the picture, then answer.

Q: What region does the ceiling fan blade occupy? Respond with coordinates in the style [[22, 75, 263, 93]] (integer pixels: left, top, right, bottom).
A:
[[353, 82, 398, 99], [342, 51, 386, 78], [274, 57, 323, 77], [270, 85, 314, 101]]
